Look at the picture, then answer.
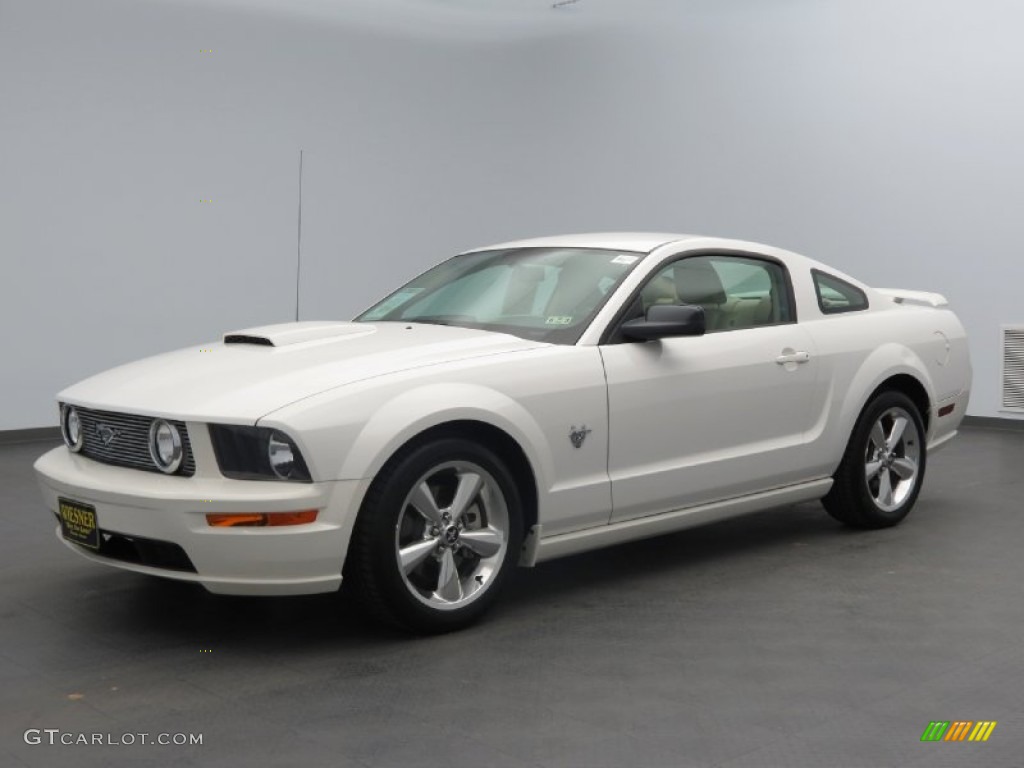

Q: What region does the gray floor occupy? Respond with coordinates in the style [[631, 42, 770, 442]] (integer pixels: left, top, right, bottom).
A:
[[2, 428, 1022, 768]]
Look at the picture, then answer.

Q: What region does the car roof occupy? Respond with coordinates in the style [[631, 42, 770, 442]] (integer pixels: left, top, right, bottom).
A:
[[462, 232, 700, 254]]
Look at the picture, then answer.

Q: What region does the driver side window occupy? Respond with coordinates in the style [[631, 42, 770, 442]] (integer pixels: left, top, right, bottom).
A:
[[632, 254, 795, 333]]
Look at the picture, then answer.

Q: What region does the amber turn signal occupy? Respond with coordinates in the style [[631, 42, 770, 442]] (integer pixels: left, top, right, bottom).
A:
[[206, 510, 318, 527]]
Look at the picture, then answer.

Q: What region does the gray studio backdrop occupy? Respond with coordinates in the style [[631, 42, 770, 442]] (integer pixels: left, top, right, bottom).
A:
[[1, 0, 1021, 431]]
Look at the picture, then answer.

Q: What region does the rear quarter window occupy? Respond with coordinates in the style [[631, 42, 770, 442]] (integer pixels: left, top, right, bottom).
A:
[[812, 269, 869, 314]]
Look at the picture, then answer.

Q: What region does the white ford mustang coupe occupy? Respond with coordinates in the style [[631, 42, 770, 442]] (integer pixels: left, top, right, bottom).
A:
[[36, 233, 971, 632]]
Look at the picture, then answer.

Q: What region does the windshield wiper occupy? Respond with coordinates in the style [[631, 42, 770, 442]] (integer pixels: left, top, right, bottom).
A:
[[407, 315, 478, 327]]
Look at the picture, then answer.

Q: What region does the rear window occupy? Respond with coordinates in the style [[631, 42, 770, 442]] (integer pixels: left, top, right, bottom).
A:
[[813, 269, 869, 314]]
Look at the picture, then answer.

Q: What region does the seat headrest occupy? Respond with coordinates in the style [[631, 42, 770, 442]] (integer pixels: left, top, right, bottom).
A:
[[641, 275, 678, 309], [675, 259, 727, 305], [545, 261, 604, 315]]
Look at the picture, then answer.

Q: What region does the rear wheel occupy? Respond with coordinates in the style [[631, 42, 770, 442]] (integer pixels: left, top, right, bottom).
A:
[[347, 438, 523, 633], [823, 390, 927, 529]]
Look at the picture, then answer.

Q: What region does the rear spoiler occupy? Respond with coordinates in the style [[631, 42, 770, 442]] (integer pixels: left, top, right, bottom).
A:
[[876, 288, 949, 308]]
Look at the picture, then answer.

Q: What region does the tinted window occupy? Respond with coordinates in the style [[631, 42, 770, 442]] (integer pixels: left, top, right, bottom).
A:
[[813, 270, 869, 313], [630, 255, 795, 333]]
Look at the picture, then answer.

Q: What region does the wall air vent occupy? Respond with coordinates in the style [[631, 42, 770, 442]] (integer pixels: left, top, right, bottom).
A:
[[224, 334, 274, 346], [1002, 326, 1024, 412]]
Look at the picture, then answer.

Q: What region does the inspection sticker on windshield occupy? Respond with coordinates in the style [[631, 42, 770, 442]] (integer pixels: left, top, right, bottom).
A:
[[545, 316, 573, 325], [611, 254, 639, 265]]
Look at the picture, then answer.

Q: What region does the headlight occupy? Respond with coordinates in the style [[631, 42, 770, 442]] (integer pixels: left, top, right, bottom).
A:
[[60, 404, 84, 453], [208, 425, 311, 482], [149, 419, 183, 474], [267, 431, 298, 479]]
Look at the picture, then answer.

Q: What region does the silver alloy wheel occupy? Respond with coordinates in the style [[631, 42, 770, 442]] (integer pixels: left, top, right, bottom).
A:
[[863, 406, 921, 512], [394, 460, 509, 611]]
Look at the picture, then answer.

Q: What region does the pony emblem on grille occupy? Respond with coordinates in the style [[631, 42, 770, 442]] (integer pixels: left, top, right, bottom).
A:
[[95, 424, 120, 446]]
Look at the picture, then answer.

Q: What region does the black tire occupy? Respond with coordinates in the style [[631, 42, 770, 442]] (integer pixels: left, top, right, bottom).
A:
[[823, 390, 927, 529], [346, 437, 523, 634]]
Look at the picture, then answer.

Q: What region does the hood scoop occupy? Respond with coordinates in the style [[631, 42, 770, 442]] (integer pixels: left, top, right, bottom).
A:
[[224, 334, 275, 346], [222, 321, 376, 348]]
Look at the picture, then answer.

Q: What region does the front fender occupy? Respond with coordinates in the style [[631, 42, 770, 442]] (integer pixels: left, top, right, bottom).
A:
[[260, 344, 610, 543], [258, 380, 556, 578], [337, 382, 553, 488]]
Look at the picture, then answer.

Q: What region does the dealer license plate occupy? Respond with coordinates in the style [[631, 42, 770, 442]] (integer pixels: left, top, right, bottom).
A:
[[58, 498, 100, 550]]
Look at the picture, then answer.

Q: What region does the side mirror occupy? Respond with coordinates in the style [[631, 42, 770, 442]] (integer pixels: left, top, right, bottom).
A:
[[621, 304, 706, 341]]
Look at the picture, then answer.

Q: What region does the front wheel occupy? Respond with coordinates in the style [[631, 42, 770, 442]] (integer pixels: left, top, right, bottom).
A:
[[347, 438, 523, 633], [823, 390, 927, 529]]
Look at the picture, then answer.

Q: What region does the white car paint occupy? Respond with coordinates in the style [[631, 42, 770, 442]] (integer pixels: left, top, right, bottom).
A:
[[601, 321, 825, 522], [34, 233, 971, 596], [59, 321, 546, 424]]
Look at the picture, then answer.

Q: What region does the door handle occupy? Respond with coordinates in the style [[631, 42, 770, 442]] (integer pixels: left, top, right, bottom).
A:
[[776, 351, 810, 365]]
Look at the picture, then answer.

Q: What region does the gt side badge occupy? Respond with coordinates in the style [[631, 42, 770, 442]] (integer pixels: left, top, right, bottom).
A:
[[569, 425, 592, 449]]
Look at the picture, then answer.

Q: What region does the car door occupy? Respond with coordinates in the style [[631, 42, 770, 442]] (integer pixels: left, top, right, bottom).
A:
[[600, 252, 827, 523]]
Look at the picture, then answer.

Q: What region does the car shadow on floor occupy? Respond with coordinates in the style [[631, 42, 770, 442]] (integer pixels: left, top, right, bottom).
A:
[[97, 575, 401, 648], [502, 500, 847, 610]]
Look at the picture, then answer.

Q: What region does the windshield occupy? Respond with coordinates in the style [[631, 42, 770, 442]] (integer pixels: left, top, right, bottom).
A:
[[355, 247, 645, 344]]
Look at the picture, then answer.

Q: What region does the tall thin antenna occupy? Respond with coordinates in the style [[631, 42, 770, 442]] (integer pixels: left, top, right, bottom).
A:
[[295, 149, 304, 322]]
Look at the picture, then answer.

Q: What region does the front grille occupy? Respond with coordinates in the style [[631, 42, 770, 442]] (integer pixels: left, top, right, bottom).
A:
[[71, 406, 195, 477]]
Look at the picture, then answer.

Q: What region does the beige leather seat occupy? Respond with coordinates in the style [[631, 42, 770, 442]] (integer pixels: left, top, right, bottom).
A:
[[719, 295, 773, 330], [674, 259, 728, 330], [544, 261, 608, 320], [502, 265, 546, 315], [640, 274, 678, 312]]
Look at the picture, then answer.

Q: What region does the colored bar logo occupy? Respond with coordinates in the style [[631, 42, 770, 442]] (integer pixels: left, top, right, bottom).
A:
[[921, 721, 997, 742]]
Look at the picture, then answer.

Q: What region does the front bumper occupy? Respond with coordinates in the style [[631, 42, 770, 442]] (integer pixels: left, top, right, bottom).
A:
[[34, 447, 367, 595]]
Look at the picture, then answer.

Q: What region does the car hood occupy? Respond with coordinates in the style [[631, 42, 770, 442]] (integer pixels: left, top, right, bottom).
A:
[[59, 321, 547, 423]]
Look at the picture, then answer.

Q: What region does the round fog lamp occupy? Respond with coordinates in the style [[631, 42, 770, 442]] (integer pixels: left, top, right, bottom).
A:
[[149, 419, 183, 473], [267, 432, 296, 479], [62, 405, 84, 453]]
